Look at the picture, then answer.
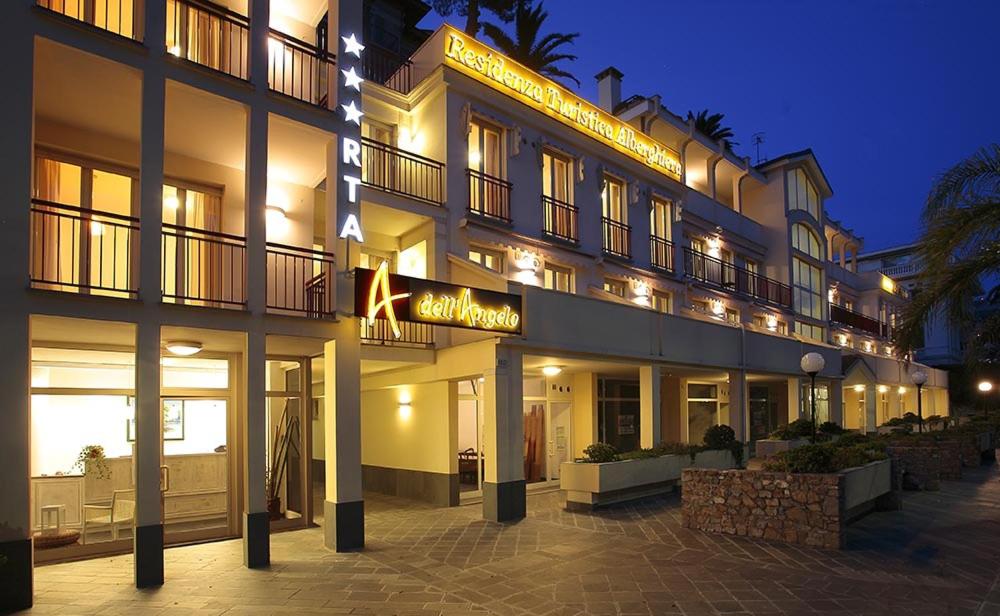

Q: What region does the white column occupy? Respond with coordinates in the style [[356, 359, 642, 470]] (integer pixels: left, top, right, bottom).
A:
[[482, 345, 525, 522], [727, 370, 747, 442], [133, 323, 162, 587], [323, 331, 364, 550], [787, 378, 802, 423], [639, 365, 662, 448]]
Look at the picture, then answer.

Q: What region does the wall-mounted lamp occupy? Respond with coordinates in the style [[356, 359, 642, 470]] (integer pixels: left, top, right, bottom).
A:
[[898, 386, 907, 395], [837, 333, 849, 347], [398, 390, 413, 421], [513, 249, 540, 285], [710, 299, 726, 317], [878, 385, 889, 394], [765, 314, 778, 331], [632, 281, 650, 307], [542, 365, 563, 377], [706, 236, 722, 259], [863, 341, 873, 353]]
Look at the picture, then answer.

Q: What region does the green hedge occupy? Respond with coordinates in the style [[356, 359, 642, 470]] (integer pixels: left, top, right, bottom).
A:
[[761, 435, 886, 474]]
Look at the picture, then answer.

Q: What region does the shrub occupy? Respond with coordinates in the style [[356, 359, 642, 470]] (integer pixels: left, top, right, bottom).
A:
[[652, 442, 703, 459], [703, 424, 736, 449], [761, 442, 885, 474], [581, 442, 618, 463], [618, 448, 658, 461], [818, 421, 846, 435], [769, 418, 814, 440]]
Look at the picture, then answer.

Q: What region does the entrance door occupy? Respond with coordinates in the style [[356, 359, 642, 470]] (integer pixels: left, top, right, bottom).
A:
[[458, 379, 484, 496], [546, 402, 571, 480], [160, 398, 232, 545]]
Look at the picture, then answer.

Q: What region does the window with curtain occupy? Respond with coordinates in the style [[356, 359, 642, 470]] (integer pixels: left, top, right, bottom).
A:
[[787, 168, 820, 220], [792, 223, 822, 259], [601, 175, 626, 223], [650, 198, 671, 240], [793, 257, 823, 319], [542, 150, 572, 203]]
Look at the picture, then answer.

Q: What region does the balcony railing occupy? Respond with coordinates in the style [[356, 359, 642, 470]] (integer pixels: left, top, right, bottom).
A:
[[602, 217, 632, 259], [361, 137, 444, 206], [362, 42, 413, 94], [650, 236, 674, 272], [467, 169, 511, 223], [541, 195, 578, 243], [830, 304, 891, 339], [266, 243, 335, 317], [166, 0, 249, 80], [29, 199, 139, 297], [267, 29, 334, 108], [881, 262, 918, 278], [162, 223, 246, 308], [360, 319, 433, 347], [37, 0, 142, 41], [684, 248, 793, 309]]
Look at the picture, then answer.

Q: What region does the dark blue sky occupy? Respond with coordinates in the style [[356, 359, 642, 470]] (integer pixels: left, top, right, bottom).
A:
[[417, 0, 1000, 252]]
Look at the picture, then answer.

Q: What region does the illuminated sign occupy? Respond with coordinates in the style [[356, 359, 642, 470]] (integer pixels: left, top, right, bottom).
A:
[[443, 26, 682, 182], [339, 32, 365, 243], [355, 263, 522, 336]]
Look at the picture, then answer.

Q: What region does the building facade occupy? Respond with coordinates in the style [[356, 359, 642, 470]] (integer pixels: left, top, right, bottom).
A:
[[1, 1, 948, 609]]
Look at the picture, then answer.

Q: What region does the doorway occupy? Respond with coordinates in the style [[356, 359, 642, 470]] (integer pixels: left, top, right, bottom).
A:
[[457, 379, 484, 498]]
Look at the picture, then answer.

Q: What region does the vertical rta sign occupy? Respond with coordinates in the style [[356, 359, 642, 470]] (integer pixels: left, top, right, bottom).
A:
[[338, 31, 365, 243]]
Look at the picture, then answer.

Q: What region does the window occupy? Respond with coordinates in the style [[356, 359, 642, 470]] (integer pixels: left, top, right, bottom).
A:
[[793, 257, 823, 319], [792, 223, 822, 259], [603, 278, 626, 298], [795, 321, 824, 341], [650, 198, 671, 241], [787, 168, 820, 220], [542, 150, 572, 203], [543, 262, 573, 293], [800, 383, 830, 424], [687, 383, 719, 444], [725, 308, 740, 324], [652, 290, 671, 314], [598, 379, 641, 453], [753, 314, 788, 335], [469, 120, 503, 178], [469, 246, 504, 273], [602, 175, 626, 223], [691, 299, 710, 315]]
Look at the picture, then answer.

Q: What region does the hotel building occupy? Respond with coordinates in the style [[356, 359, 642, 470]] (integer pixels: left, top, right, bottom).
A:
[[1, 0, 948, 609]]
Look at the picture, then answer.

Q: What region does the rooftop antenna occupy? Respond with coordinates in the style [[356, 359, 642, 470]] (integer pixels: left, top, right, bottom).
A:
[[751, 132, 766, 164]]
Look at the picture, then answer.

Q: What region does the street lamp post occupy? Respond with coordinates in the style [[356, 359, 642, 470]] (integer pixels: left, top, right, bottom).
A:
[[979, 381, 994, 420], [800, 352, 826, 444], [911, 370, 927, 433]]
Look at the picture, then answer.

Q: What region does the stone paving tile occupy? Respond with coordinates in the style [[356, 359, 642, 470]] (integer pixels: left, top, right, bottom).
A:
[[22, 463, 1000, 615]]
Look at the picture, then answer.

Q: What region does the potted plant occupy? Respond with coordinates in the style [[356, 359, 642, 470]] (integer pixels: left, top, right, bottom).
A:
[[74, 445, 110, 479]]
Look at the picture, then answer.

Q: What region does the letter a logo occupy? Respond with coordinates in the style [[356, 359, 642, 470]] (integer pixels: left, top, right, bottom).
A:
[[366, 262, 411, 339]]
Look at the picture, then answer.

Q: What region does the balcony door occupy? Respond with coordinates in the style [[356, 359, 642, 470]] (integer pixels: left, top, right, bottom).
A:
[[361, 120, 395, 190], [468, 120, 505, 217], [542, 151, 574, 239], [161, 183, 225, 306]]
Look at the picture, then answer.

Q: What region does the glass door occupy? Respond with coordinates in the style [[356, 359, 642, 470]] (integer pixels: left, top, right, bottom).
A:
[[458, 379, 484, 497], [265, 359, 308, 530], [546, 402, 571, 480]]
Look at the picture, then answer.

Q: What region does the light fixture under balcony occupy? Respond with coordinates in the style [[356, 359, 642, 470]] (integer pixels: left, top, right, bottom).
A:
[[165, 341, 203, 356], [853, 384, 865, 393], [542, 365, 563, 377]]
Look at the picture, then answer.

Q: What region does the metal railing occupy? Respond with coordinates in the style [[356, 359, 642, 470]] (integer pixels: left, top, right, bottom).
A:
[[602, 217, 632, 259], [162, 223, 246, 308], [266, 243, 335, 317], [880, 262, 918, 278], [360, 318, 434, 347], [166, 0, 249, 80], [684, 248, 793, 308], [361, 137, 444, 205], [362, 42, 413, 94], [650, 236, 674, 272], [830, 304, 891, 338], [29, 199, 140, 297], [37, 0, 142, 40], [267, 29, 335, 108], [541, 195, 578, 243], [467, 169, 511, 223]]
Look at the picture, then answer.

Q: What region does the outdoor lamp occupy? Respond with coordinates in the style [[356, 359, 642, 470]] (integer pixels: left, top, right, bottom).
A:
[[165, 340, 202, 356], [800, 352, 825, 443], [978, 380, 994, 419], [542, 365, 563, 377], [911, 370, 927, 432]]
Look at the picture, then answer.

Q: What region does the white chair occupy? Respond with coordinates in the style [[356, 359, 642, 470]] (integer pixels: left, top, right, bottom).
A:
[[82, 489, 135, 544]]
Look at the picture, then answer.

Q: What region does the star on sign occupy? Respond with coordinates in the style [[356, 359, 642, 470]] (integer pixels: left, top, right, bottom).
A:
[[341, 100, 364, 125], [341, 66, 364, 91], [342, 33, 365, 58]]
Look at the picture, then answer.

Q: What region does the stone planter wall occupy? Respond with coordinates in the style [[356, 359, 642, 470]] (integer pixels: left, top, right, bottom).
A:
[[885, 446, 952, 489], [681, 460, 895, 550]]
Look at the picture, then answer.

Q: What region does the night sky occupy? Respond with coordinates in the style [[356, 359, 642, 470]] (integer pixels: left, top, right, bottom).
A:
[[417, 0, 1000, 252]]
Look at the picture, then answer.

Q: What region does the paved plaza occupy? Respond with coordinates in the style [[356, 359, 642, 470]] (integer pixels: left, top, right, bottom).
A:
[[22, 463, 1000, 616]]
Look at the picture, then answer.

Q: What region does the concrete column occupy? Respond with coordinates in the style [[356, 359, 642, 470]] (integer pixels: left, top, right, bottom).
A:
[[787, 378, 802, 421], [865, 385, 877, 433], [639, 365, 662, 448], [243, 330, 268, 566], [829, 380, 844, 426], [133, 0, 167, 589], [482, 345, 525, 522], [727, 370, 747, 441], [323, 331, 364, 551]]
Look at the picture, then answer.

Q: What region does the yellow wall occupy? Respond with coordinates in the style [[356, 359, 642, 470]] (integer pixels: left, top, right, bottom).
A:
[[571, 372, 596, 458], [360, 381, 456, 474]]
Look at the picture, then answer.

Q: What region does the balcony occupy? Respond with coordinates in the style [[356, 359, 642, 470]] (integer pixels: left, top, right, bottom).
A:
[[362, 42, 413, 94], [881, 262, 918, 278], [37, 0, 142, 41], [166, 0, 249, 81], [266, 243, 335, 318], [162, 224, 246, 308], [267, 29, 334, 108], [361, 138, 444, 206], [684, 248, 792, 309], [602, 217, 632, 259], [650, 236, 674, 272], [541, 195, 578, 243], [360, 319, 433, 347], [830, 304, 891, 339], [29, 199, 139, 297], [467, 169, 511, 223]]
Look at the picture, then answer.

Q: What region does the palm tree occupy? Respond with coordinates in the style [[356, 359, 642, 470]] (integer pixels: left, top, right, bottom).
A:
[[432, 0, 515, 36], [894, 145, 1000, 366], [482, 1, 581, 88], [687, 109, 737, 150]]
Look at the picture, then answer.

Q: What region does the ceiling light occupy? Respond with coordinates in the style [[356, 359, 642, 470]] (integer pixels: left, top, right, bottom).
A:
[[165, 341, 202, 356], [542, 365, 563, 377]]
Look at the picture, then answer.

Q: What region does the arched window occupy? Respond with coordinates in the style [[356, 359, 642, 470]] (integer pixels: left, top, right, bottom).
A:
[[792, 223, 822, 259], [787, 168, 820, 220]]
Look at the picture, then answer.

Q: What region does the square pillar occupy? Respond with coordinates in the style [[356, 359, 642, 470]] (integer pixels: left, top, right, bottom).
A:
[[482, 345, 525, 522], [829, 380, 844, 426], [727, 370, 747, 441], [0, 315, 31, 612], [243, 330, 268, 566], [787, 378, 802, 422], [323, 334, 364, 551], [134, 322, 163, 588], [639, 365, 662, 448]]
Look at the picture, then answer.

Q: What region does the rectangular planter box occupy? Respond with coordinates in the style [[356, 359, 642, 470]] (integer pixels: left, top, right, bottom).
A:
[[842, 460, 893, 520], [561, 450, 738, 511]]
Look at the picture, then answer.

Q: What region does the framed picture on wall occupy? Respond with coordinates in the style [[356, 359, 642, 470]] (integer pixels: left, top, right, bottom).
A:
[[163, 403, 185, 441], [126, 417, 136, 442]]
